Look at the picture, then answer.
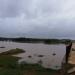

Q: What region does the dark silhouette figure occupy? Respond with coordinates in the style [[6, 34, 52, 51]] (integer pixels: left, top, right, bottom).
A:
[[66, 42, 72, 64]]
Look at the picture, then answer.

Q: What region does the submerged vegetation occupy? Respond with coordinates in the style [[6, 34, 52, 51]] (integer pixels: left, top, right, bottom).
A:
[[0, 48, 60, 75], [0, 48, 25, 56]]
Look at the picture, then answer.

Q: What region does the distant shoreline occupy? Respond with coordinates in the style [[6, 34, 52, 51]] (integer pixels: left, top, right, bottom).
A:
[[0, 37, 71, 44]]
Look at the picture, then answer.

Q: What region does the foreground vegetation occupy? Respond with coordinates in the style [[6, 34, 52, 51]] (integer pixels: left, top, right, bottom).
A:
[[0, 48, 60, 75]]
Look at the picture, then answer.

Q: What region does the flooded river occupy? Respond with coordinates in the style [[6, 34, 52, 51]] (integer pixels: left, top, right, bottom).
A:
[[0, 41, 66, 70]]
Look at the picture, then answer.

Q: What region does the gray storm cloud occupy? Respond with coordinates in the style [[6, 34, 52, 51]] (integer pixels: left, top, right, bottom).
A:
[[0, 0, 75, 39]]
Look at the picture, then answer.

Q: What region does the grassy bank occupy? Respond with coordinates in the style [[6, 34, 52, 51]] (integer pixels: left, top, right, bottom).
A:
[[0, 48, 60, 75]]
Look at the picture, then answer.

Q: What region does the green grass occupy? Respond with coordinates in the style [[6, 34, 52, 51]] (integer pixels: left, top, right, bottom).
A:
[[0, 55, 19, 68], [0, 68, 23, 75], [0, 48, 60, 75]]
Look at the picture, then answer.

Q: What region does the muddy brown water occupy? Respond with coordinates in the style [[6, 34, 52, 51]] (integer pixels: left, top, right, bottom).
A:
[[0, 41, 66, 70]]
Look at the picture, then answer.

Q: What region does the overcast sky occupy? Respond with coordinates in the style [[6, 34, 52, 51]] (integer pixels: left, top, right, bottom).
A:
[[0, 0, 75, 39]]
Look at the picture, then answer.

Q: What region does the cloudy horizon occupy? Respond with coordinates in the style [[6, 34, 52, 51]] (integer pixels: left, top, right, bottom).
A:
[[0, 0, 75, 39]]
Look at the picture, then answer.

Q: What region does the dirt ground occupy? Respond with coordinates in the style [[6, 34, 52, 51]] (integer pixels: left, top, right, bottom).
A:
[[67, 43, 75, 75], [68, 43, 75, 64]]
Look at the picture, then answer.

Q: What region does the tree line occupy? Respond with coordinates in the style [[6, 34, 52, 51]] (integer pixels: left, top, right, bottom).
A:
[[0, 37, 71, 44]]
